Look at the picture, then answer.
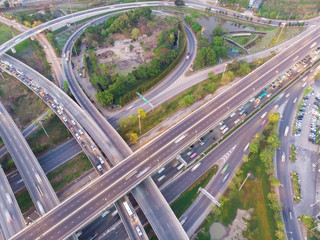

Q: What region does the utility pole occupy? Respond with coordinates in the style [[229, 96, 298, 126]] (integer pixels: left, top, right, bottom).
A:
[[39, 120, 49, 138], [138, 115, 141, 135], [239, 173, 250, 191]]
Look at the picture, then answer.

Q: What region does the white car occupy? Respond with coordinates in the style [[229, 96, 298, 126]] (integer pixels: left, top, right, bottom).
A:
[[75, 133, 80, 140], [97, 156, 104, 164], [91, 145, 96, 151], [97, 164, 102, 171], [63, 117, 67, 122], [71, 120, 76, 125], [79, 129, 84, 135]]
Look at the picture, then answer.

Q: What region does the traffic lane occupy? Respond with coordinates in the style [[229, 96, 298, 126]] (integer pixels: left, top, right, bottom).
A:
[[101, 221, 129, 240], [276, 83, 304, 239], [0, 168, 25, 239], [0, 2, 176, 54], [78, 208, 121, 240], [182, 66, 314, 236], [7, 138, 82, 193], [0, 102, 59, 213], [10, 15, 320, 240], [3, 55, 125, 165], [131, 28, 320, 168], [62, 36, 133, 160], [107, 23, 197, 124]]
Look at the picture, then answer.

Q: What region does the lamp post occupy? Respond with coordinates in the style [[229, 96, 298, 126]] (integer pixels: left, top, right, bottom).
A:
[[138, 115, 141, 135]]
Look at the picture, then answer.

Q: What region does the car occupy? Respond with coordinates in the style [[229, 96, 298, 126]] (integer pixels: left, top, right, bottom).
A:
[[79, 129, 84, 135], [81, 142, 86, 147], [62, 117, 67, 122], [97, 156, 104, 164], [136, 226, 143, 236], [189, 145, 194, 149], [57, 110, 62, 115], [71, 120, 76, 125], [97, 164, 102, 171], [51, 103, 56, 108], [75, 133, 80, 140], [91, 145, 96, 151], [5, 210, 13, 223], [89, 233, 98, 240], [200, 140, 207, 145]]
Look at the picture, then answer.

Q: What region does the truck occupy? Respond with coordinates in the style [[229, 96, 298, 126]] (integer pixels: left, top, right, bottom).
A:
[[123, 201, 133, 216], [82, 68, 86, 78], [66, 50, 70, 61]]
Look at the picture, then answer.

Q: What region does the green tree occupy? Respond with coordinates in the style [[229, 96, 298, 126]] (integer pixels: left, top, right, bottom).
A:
[[212, 36, 226, 46], [237, 62, 251, 76], [268, 112, 280, 123], [137, 108, 147, 119], [131, 28, 140, 40], [249, 139, 259, 153], [221, 71, 235, 85], [270, 11, 277, 19], [210, 26, 223, 40], [126, 132, 139, 144], [95, 90, 114, 106], [63, 81, 69, 93], [174, 0, 185, 6], [183, 95, 195, 106]]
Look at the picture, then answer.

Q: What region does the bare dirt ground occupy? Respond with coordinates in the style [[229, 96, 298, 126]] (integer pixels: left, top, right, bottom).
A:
[[224, 209, 252, 240]]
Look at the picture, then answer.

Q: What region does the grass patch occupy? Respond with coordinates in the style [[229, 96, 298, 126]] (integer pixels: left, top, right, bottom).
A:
[[118, 54, 272, 144], [170, 165, 218, 218], [226, 34, 257, 46], [0, 72, 47, 129], [268, 27, 306, 47], [26, 114, 71, 156], [259, 0, 319, 20], [0, 23, 19, 44], [291, 171, 301, 203], [9, 39, 52, 80], [15, 189, 33, 213], [47, 153, 92, 191], [299, 215, 320, 240], [196, 116, 283, 240], [290, 145, 296, 162]]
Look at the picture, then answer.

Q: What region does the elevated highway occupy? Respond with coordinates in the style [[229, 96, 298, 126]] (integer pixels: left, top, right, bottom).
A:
[[9, 20, 320, 240]]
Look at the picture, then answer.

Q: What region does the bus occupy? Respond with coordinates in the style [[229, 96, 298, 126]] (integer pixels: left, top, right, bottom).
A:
[[259, 91, 267, 99], [190, 153, 197, 159], [221, 163, 230, 174], [123, 201, 133, 216], [37, 201, 45, 215]]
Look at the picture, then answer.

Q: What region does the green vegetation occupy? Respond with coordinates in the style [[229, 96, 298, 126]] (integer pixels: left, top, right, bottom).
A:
[[26, 114, 71, 156], [268, 27, 305, 47], [118, 56, 266, 143], [0, 23, 17, 44], [171, 165, 218, 218], [196, 113, 284, 240], [82, 8, 186, 106], [218, 0, 250, 12], [0, 72, 47, 129], [15, 189, 33, 213], [290, 145, 296, 162], [291, 171, 301, 202], [47, 153, 92, 191], [299, 215, 320, 240], [9, 38, 52, 80], [184, 19, 228, 70], [226, 34, 257, 46], [258, 0, 320, 20], [315, 73, 320, 81], [1, 155, 16, 173], [6, 8, 55, 27]]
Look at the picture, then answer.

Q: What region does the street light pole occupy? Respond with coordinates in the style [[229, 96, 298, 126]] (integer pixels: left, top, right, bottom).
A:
[[221, 63, 227, 82], [138, 115, 141, 135]]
